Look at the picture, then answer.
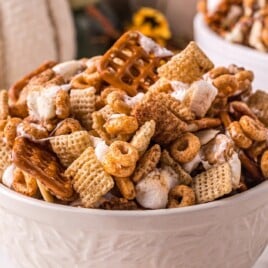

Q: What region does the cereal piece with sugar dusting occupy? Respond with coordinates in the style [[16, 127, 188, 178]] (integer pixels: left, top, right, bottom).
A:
[[157, 42, 214, 84], [130, 120, 156, 156], [65, 146, 114, 208], [160, 150, 192, 186], [132, 92, 187, 145]]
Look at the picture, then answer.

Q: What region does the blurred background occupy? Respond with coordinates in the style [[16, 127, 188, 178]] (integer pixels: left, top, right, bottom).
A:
[[70, 0, 197, 57], [0, 0, 197, 88]]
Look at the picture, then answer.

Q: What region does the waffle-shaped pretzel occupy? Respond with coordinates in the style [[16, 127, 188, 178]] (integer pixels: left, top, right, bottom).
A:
[[97, 31, 172, 96], [12, 137, 73, 200]]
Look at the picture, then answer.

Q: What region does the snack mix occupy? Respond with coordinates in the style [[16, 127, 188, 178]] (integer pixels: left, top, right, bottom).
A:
[[1, 30, 268, 210], [198, 0, 268, 52]]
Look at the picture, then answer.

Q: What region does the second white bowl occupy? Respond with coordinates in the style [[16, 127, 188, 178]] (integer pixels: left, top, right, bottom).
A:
[[194, 14, 268, 91]]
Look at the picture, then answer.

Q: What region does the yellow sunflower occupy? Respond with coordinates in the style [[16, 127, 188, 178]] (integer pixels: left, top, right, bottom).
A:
[[128, 7, 171, 45]]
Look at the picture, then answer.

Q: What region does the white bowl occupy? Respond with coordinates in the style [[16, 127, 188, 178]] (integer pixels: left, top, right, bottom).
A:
[[194, 14, 268, 91], [1, 181, 268, 268]]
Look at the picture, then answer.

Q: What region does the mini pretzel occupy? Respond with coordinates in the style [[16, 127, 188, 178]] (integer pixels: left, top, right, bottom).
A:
[[261, 150, 268, 178], [36, 180, 54, 203], [170, 133, 201, 164], [53, 118, 83, 136], [238, 150, 263, 181], [229, 101, 258, 120], [114, 176, 136, 200], [4, 118, 22, 148], [239, 115, 266, 141], [106, 91, 131, 115], [213, 74, 238, 97], [12, 168, 38, 197], [167, 185, 195, 208], [247, 141, 267, 162], [103, 141, 139, 177], [186, 118, 221, 132], [55, 89, 70, 119], [227, 121, 252, 149], [220, 111, 232, 128], [0, 90, 9, 120], [104, 115, 138, 135]]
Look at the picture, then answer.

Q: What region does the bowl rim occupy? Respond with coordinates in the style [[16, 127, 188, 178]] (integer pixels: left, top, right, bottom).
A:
[[194, 13, 268, 60], [1, 181, 268, 217]]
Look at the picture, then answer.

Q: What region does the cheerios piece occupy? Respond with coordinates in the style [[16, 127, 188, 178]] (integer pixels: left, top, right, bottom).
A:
[[103, 141, 139, 177], [167, 185, 195, 208], [170, 133, 201, 164], [213, 74, 238, 97], [227, 121, 252, 149], [54, 118, 83, 136], [239, 115, 266, 142], [104, 115, 138, 135]]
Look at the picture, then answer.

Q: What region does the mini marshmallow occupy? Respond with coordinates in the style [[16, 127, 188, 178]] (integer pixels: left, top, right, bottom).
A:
[[124, 92, 145, 107], [183, 80, 218, 117], [2, 164, 16, 188], [183, 152, 202, 174], [136, 170, 168, 209], [228, 152, 241, 189], [52, 60, 85, 82], [195, 129, 220, 146], [89, 136, 109, 163]]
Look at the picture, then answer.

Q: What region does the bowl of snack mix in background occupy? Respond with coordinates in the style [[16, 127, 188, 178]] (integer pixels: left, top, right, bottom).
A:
[[194, 0, 268, 90], [1, 30, 268, 268]]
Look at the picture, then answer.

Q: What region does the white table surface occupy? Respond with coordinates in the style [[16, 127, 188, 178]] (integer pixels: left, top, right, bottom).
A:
[[1, 246, 268, 268]]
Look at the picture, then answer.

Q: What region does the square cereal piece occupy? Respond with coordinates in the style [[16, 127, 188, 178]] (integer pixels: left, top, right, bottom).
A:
[[193, 162, 233, 204]]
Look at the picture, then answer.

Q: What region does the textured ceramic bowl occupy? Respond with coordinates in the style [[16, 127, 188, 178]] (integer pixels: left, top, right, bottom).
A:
[[194, 14, 268, 91], [1, 181, 268, 268]]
